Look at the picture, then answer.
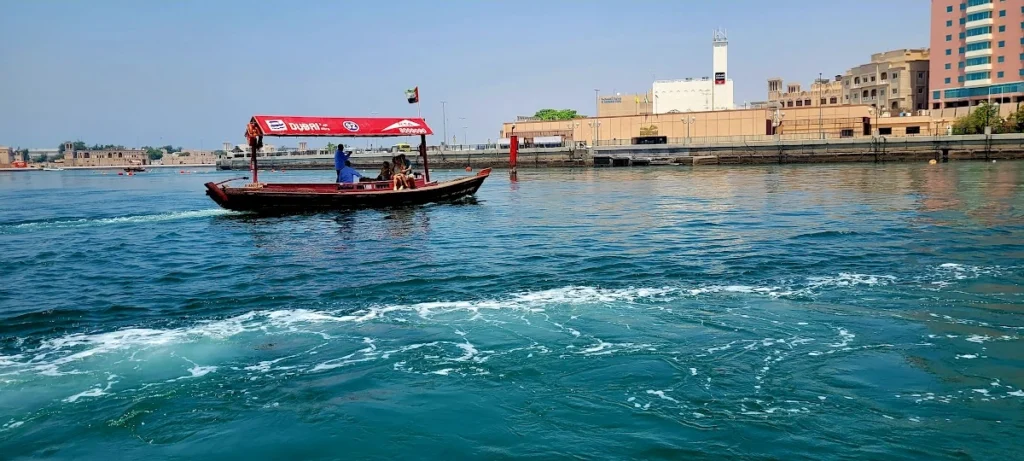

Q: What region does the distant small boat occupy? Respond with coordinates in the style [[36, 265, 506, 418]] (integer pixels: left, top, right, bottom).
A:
[[123, 166, 146, 173], [42, 167, 64, 171]]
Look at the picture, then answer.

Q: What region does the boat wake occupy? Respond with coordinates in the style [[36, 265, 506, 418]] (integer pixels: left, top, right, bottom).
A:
[[0, 209, 235, 234]]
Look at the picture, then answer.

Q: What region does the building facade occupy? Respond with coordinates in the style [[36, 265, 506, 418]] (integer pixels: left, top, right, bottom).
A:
[[768, 76, 846, 108], [652, 29, 735, 113], [0, 146, 14, 166], [843, 49, 931, 114], [930, 0, 1024, 108], [597, 92, 654, 117], [62, 143, 149, 167]]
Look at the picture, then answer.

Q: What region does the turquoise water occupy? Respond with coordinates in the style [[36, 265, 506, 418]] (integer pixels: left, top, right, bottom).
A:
[[0, 164, 1022, 460]]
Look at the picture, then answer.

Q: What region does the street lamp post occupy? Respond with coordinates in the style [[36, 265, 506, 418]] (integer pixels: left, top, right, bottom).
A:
[[818, 72, 824, 140], [458, 117, 466, 147], [682, 116, 695, 143], [441, 101, 448, 149], [593, 89, 601, 146]]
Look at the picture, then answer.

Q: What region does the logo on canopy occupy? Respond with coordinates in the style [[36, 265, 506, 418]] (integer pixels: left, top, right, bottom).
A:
[[382, 120, 421, 132], [343, 121, 360, 132], [266, 120, 287, 131]]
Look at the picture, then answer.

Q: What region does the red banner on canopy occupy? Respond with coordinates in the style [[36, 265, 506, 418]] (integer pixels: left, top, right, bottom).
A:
[[251, 115, 434, 137]]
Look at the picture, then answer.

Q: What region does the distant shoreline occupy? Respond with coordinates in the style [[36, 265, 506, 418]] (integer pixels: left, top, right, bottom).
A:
[[0, 164, 216, 172]]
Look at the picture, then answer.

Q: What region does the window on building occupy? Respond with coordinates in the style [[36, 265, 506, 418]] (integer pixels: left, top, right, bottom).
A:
[[918, 71, 925, 79], [917, 87, 923, 94], [959, 47, 965, 54], [787, 100, 794, 107], [881, 72, 888, 80], [879, 127, 893, 135], [796, 100, 803, 107], [959, 61, 966, 68], [894, 88, 899, 94], [999, 25, 1006, 32], [999, 41, 1006, 47], [854, 77, 860, 84], [846, 95, 850, 100], [998, 71, 1005, 78], [917, 103, 924, 110], [841, 129, 854, 138], [966, 41, 992, 52], [892, 72, 898, 79], [966, 26, 992, 37], [830, 97, 838, 104], [999, 9, 1006, 16], [960, 2, 966, 10], [967, 0, 991, 5], [946, 5, 953, 12], [946, 34, 952, 41], [966, 56, 992, 65], [946, 19, 953, 26], [959, 76, 965, 82], [945, 77, 952, 84], [906, 126, 921, 134], [966, 71, 991, 80], [1020, 69, 1024, 76], [967, 11, 992, 21], [871, 76, 876, 82], [871, 89, 877, 97], [863, 90, 869, 97], [945, 63, 952, 69], [820, 98, 827, 105], [998, 56, 1005, 62], [804, 99, 811, 106], [960, 18, 966, 24], [960, 32, 966, 39]]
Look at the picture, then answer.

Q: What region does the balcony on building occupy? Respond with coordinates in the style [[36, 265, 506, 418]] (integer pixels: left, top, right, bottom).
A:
[[965, 0, 994, 15], [965, 33, 993, 44], [965, 63, 993, 73], [965, 48, 993, 59]]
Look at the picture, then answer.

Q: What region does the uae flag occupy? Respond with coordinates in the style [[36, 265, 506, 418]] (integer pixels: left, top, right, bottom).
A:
[[406, 87, 419, 104]]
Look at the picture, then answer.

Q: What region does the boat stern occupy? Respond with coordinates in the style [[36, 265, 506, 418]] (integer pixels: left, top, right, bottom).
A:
[[204, 182, 231, 208]]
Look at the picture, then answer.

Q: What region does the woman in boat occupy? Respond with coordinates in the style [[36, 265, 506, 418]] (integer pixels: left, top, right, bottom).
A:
[[396, 154, 415, 189], [391, 156, 405, 190], [376, 161, 393, 181]]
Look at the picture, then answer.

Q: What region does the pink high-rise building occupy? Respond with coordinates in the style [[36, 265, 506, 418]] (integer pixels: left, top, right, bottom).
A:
[[930, 0, 1024, 108]]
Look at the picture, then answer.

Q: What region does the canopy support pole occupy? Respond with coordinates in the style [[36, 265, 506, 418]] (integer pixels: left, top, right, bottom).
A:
[[419, 134, 430, 183], [250, 143, 259, 185]]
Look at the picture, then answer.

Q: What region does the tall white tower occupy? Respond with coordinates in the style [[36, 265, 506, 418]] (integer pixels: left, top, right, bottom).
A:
[[711, 29, 733, 111]]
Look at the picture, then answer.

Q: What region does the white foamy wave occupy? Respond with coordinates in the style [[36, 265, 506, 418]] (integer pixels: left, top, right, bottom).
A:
[[1, 209, 235, 233]]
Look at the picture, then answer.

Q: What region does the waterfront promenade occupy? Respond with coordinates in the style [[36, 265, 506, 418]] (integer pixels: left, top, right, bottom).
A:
[[212, 133, 1024, 170]]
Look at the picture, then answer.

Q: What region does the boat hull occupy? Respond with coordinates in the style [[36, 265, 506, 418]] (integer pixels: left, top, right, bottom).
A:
[[205, 169, 490, 212]]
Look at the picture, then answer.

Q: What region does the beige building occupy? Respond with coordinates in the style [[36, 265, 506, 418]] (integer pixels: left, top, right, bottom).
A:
[[63, 143, 149, 167], [500, 103, 958, 145], [164, 149, 217, 165], [768, 76, 846, 108], [596, 92, 654, 117], [0, 146, 14, 167], [844, 49, 930, 114]]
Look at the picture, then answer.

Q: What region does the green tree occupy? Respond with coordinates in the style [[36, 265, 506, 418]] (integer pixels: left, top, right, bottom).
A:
[[952, 103, 1004, 134], [143, 146, 163, 160], [17, 149, 29, 161], [161, 145, 182, 154], [1004, 105, 1024, 133], [533, 109, 581, 121]]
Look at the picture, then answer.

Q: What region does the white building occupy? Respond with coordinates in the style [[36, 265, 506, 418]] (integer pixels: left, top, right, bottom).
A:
[[653, 29, 734, 113]]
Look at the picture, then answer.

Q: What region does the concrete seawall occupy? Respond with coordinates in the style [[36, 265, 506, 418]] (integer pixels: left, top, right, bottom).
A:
[[215, 134, 1024, 170]]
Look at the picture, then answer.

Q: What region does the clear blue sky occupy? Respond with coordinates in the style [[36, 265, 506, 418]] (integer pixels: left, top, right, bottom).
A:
[[0, 0, 928, 149]]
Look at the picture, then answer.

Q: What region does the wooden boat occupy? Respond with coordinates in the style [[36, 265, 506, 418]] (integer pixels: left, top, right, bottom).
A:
[[204, 114, 491, 212], [124, 166, 146, 173]]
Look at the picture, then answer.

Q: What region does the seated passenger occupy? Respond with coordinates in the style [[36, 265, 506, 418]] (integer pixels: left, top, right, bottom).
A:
[[396, 154, 415, 189], [391, 156, 407, 190], [376, 161, 393, 181], [337, 160, 363, 184]]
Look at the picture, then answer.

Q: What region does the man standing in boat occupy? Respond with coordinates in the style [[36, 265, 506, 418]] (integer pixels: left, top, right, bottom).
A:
[[334, 144, 350, 183]]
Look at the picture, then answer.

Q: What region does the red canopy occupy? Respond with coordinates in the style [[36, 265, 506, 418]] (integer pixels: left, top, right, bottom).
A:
[[251, 115, 434, 137]]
